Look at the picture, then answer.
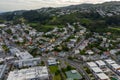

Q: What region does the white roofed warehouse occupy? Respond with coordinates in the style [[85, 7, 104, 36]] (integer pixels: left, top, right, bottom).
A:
[[7, 66, 49, 80], [14, 57, 41, 68]]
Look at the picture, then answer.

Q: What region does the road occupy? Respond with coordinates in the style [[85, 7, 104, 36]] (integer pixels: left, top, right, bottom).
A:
[[57, 57, 91, 80], [66, 59, 91, 80], [69, 36, 85, 54]]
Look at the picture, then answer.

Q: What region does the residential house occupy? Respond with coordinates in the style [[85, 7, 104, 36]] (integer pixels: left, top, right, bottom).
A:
[[75, 50, 80, 54], [86, 50, 94, 55], [48, 57, 58, 66]]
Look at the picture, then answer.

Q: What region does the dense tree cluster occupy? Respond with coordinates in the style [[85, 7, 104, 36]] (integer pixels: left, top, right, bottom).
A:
[[0, 7, 119, 33]]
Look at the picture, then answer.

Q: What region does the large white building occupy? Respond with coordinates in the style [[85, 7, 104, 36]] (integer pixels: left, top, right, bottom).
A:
[[14, 57, 41, 68], [96, 73, 110, 80], [10, 48, 20, 55], [7, 66, 49, 80], [95, 60, 106, 68], [10, 48, 33, 59], [15, 51, 33, 60], [87, 62, 98, 68], [87, 62, 110, 80], [105, 59, 120, 75]]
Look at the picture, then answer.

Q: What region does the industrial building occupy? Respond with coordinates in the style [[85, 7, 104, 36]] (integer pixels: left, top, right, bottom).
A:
[[7, 66, 49, 80], [87, 62, 110, 80], [14, 57, 41, 68]]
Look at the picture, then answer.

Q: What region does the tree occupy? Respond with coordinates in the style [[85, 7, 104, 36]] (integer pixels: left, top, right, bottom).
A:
[[80, 50, 86, 55], [41, 61, 45, 66], [66, 65, 74, 71], [55, 70, 60, 75], [6, 29, 12, 34]]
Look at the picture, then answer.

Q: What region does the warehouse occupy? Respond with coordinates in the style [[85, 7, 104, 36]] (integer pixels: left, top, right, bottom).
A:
[[7, 66, 49, 80]]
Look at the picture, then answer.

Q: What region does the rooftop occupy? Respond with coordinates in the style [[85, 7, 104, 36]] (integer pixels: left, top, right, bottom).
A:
[[111, 64, 120, 70], [91, 67, 103, 73], [105, 59, 116, 64], [0, 24, 7, 27], [87, 62, 98, 68], [48, 57, 57, 65], [65, 70, 82, 80], [7, 66, 48, 80], [97, 73, 110, 80], [96, 60, 106, 66], [15, 51, 33, 60], [10, 48, 21, 54]]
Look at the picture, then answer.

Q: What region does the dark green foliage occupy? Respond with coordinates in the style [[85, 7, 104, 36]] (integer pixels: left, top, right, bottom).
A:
[[29, 23, 55, 32], [62, 65, 75, 72], [24, 30, 29, 34], [66, 65, 75, 71], [22, 10, 51, 24], [41, 61, 45, 66], [55, 70, 60, 75], [80, 50, 86, 55], [6, 29, 12, 34], [22, 10, 39, 22], [0, 2, 119, 34], [105, 15, 120, 26], [30, 48, 38, 57], [68, 56, 74, 60], [62, 45, 69, 51]]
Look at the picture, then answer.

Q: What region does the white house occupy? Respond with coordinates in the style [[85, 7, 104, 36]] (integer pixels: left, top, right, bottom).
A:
[[29, 30, 37, 36], [18, 38, 24, 43], [75, 50, 80, 54], [110, 49, 120, 55], [0, 24, 7, 27], [58, 52, 66, 57], [86, 50, 94, 55], [48, 57, 58, 66]]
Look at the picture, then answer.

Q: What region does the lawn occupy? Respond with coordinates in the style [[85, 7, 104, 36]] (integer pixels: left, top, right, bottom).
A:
[[43, 25, 64, 28], [49, 66, 62, 80], [108, 27, 120, 38], [49, 66, 59, 73], [29, 23, 64, 32], [29, 23, 54, 32], [53, 74, 61, 80], [109, 27, 120, 31]]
